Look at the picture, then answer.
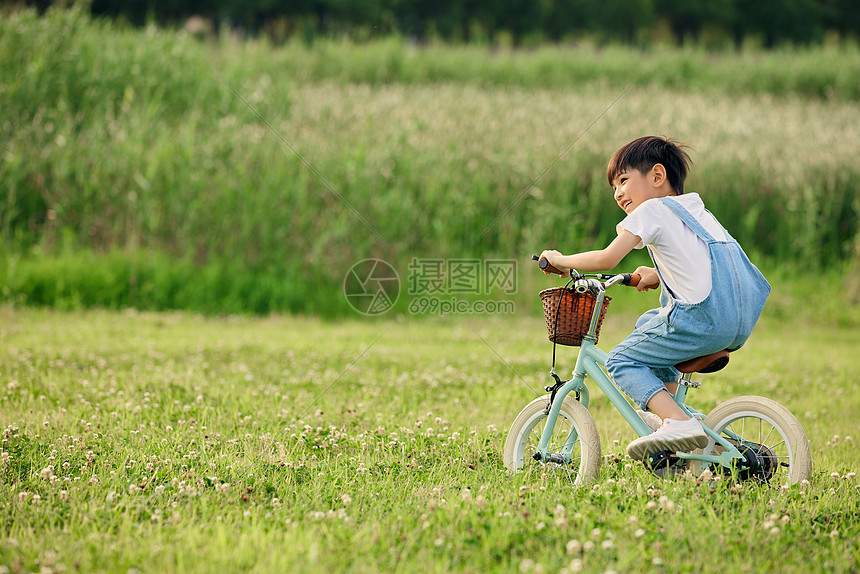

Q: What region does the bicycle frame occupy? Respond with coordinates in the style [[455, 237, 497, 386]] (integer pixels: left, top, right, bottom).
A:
[[533, 277, 747, 469]]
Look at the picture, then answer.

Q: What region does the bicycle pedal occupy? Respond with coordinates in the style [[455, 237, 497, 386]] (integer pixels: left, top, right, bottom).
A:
[[643, 451, 688, 479], [680, 379, 701, 389]]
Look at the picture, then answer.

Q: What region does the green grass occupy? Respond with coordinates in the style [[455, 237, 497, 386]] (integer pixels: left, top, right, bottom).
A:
[[2, 305, 858, 572], [2, 7, 860, 315]]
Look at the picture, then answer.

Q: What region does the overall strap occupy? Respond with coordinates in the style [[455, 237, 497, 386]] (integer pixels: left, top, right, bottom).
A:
[[659, 197, 718, 243], [646, 246, 679, 300]]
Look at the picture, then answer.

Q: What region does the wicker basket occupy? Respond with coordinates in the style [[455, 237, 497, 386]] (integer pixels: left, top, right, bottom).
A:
[[539, 287, 610, 346]]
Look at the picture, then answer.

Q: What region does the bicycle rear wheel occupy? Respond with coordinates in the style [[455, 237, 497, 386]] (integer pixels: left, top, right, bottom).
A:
[[693, 395, 812, 485], [503, 395, 601, 486]]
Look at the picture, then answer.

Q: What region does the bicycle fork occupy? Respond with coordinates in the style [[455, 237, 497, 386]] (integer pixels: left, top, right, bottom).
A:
[[531, 371, 586, 463], [532, 342, 600, 464]]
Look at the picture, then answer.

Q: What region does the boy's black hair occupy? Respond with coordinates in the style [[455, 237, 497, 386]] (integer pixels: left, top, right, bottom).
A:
[[607, 136, 692, 194]]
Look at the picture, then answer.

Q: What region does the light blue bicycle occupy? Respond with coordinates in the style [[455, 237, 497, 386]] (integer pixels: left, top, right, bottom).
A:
[[503, 256, 812, 485]]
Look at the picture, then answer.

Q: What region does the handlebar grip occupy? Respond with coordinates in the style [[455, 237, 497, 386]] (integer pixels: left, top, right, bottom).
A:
[[622, 272, 660, 289], [531, 255, 564, 275]]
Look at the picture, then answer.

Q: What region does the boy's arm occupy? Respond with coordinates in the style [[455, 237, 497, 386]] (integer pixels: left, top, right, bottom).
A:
[[540, 230, 641, 275]]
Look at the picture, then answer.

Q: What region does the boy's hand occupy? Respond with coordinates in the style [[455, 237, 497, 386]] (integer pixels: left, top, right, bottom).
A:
[[633, 266, 660, 291], [538, 250, 571, 277]]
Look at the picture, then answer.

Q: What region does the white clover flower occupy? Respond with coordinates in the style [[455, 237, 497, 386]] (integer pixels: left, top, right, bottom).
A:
[[565, 539, 582, 555], [658, 496, 676, 512]]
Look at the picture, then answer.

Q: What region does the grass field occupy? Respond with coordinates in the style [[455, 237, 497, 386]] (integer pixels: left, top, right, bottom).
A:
[[2, 304, 858, 573], [3, 8, 860, 571]]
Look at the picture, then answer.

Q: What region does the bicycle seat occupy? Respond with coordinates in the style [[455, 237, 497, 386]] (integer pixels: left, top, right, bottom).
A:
[[675, 349, 730, 374]]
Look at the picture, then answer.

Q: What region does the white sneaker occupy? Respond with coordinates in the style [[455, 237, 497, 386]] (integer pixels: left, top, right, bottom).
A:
[[626, 418, 709, 461], [636, 409, 662, 432]]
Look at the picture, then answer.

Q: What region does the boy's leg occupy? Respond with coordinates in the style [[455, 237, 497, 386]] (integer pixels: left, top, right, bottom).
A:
[[645, 389, 688, 420], [608, 354, 708, 460], [606, 306, 732, 410], [663, 380, 680, 396], [605, 345, 685, 414], [606, 316, 724, 461]]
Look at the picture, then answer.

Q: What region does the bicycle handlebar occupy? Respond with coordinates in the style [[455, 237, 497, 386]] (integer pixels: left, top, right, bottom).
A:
[[531, 254, 564, 275], [532, 255, 659, 290], [621, 273, 640, 286], [619, 272, 661, 289]]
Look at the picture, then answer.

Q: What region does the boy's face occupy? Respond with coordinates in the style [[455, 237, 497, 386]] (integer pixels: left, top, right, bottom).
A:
[[611, 165, 667, 215]]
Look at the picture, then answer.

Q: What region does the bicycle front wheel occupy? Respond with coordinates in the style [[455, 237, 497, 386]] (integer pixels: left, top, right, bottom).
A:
[[693, 395, 812, 485], [503, 395, 601, 486]]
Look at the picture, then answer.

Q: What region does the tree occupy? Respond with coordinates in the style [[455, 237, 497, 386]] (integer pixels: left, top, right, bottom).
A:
[[655, 0, 734, 43]]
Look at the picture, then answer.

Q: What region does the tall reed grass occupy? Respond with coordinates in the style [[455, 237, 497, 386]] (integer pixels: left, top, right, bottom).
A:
[[2, 6, 859, 315]]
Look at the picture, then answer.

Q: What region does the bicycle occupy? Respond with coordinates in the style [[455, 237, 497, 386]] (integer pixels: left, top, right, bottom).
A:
[[502, 256, 812, 485]]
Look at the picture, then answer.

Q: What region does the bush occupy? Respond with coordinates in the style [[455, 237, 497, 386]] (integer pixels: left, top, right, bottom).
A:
[[2, 7, 859, 315]]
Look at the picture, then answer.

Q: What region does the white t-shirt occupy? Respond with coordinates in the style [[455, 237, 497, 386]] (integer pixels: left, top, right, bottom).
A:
[[616, 193, 728, 304]]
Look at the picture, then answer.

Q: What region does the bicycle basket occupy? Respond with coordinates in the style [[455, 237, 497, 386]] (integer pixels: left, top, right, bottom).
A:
[[539, 287, 610, 346]]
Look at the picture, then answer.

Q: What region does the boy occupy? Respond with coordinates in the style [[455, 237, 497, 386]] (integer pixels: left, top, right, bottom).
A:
[[539, 136, 770, 461]]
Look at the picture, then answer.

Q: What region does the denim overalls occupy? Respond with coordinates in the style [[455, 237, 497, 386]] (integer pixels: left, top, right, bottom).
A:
[[605, 197, 771, 409]]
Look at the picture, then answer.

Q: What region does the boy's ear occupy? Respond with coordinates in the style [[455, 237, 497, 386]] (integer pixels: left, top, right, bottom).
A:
[[651, 164, 668, 188]]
